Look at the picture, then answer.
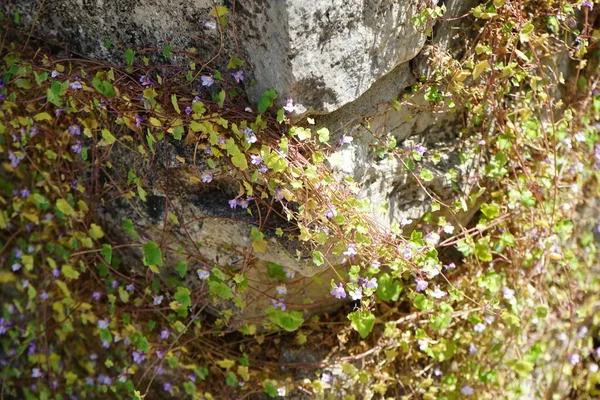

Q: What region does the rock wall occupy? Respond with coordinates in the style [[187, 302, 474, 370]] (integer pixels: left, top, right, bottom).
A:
[[2, 0, 476, 319]]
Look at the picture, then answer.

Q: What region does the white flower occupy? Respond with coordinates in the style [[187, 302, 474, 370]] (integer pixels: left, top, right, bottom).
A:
[[430, 285, 446, 299]]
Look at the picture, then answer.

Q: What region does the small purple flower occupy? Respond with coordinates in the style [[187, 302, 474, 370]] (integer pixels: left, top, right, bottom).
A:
[[473, 323, 486, 333], [13, 248, 22, 258], [204, 19, 217, 29], [568, 353, 581, 365], [244, 128, 257, 144], [238, 197, 250, 209], [22, 279, 29, 288], [330, 283, 346, 299], [0, 318, 10, 335], [469, 343, 478, 355], [284, 266, 296, 279], [92, 291, 102, 301], [232, 70, 244, 83], [51, 71, 59, 78], [204, 144, 213, 155], [228, 198, 239, 209], [135, 115, 146, 128], [341, 135, 353, 145], [85, 377, 94, 386], [201, 171, 213, 183], [71, 140, 82, 154], [111, 280, 120, 289], [413, 144, 427, 157], [39, 291, 49, 300], [274, 187, 284, 201], [348, 286, 363, 301], [283, 99, 295, 113], [132, 351, 145, 364], [32, 368, 43, 378], [431, 285, 447, 299], [250, 154, 263, 165], [197, 268, 210, 280], [11, 263, 22, 272], [69, 81, 82, 90], [71, 180, 78, 190], [163, 382, 173, 392], [461, 385, 474, 396], [582, 0, 594, 9], [271, 298, 286, 311], [444, 262, 456, 270], [97, 319, 109, 330], [188, 373, 196, 382], [502, 287, 515, 300], [258, 164, 268, 174], [415, 277, 428, 292], [29, 127, 38, 137], [98, 374, 112, 385], [276, 284, 287, 295], [153, 295, 164, 305], [90, 353, 98, 361], [160, 329, 170, 340], [126, 283, 135, 292], [51, 268, 60, 278], [55, 107, 66, 117], [343, 244, 358, 258], [364, 277, 378, 290], [8, 151, 24, 168], [324, 205, 337, 219], [68, 124, 81, 136], [139, 75, 152, 86], [218, 136, 226, 145], [156, 349, 165, 359], [185, 106, 192, 115], [201, 75, 214, 87]]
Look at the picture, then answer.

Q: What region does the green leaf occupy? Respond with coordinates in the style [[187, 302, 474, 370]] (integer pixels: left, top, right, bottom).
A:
[[226, 56, 244, 69], [264, 380, 279, 398], [56, 199, 75, 216], [420, 169, 434, 182], [118, 287, 130, 303], [276, 109, 285, 124], [267, 308, 304, 331], [267, 262, 287, 281], [124, 49, 135, 66], [209, 281, 233, 299], [225, 372, 238, 387], [312, 251, 324, 266], [88, 223, 105, 240], [33, 194, 50, 211], [174, 287, 191, 308], [217, 90, 226, 108], [142, 241, 164, 267], [475, 237, 493, 262], [519, 21, 534, 43], [317, 127, 330, 143], [62, 265, 80, 280], [480, 203, 500, 219], [232, 153, 248, 170], [348, 310, 375, 338], [472, 59, 490, 80], [376, 273, 403, 301], [210, 5, 229, 17], [92, 77, 116, 98], [175, 260, 188, 278], [101, 129, 116, 145], [511, 360, 534, 377], [101, 244, 113, 264], [33, 112, 52, 121], [171, 94, 181, 114], [162, 44, 172, 59], [130, 333, 150, 353], [257, 88, 278, 114]]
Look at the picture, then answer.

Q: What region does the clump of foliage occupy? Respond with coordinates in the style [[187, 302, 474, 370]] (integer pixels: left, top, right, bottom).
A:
[[1, 1, 600, 399]]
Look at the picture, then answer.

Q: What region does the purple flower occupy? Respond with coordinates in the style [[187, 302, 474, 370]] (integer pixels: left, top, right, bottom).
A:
[[444, 262, 456, 270], [51, 71, 59, 78], [244, 127, 257, 144], [274, 187, 284, 201], [32, 368, 43, 378], [341, 135, 353, 145], [155, 349, 165, 359], [275, 284, 287, 295], [232, 70, 244, 83], [11, 263, 22, 272], [569, 353, 581, 365], [283, 99, 295, 113], [132, 351, 145, 364], [188, 373, 196, 382], [415, 278, 428, 292], [39, 291, 49, 300], [160, 329, 170, 340], [55, 107, 66, 117], [13, 248, 22, 258], [238, 198, 250, 209], [8, 151, 24, 168], [71, 180, 78, 190], [430, 285, 447, 299], [582, 0, 594, 9], [228, 198, 239, 209], [364, 277, 378, 290], [69, 81, 82, 90], [185, 106, 192, 115], [111, 280, 120, 289], [22, 279, 29, 288], [135, 115, 146, 128], [469, 343, 478, 355], [139, 75, 152, 86], [92, 291, 102, 301], [0, 318, 10, 334], [197, 268, 210, 280], [126, 283, 135, 292], [218, 136, 226, 145], [343, 244, 358, 258], [163, 382, 173, 392], [98, 374, 112, 385], [271, 298, 286, 311], [473, 323, 486, 333], [461, 385, 474, 396], [250, 154, 263, 165], [71, 140, 82, 154], [348, 286, 363, 301], [324, 205, 337, 219], [68, 124, 81, 136], [258, 165, 268, 174], [97, 319, 109, 329], [330, 283, 346, 299], [153, 295, 164, 305], [413, 144, 427, 157], [51, 268, 60, 278], [201, 75, 214, 87], [502, 287, 515, 300], [201, 171, 213, 183], [204, 19, 217, 29], [284, 266, 296, 279]]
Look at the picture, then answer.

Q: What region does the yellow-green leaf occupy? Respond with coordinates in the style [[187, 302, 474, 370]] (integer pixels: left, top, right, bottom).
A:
[[101, 129, 116, 144], [34, 112, 52, 121], [210, 5, 229, 17], [472, 60, 490, 80], [56, 199, 75, 216], [171, 94, 181, 114], [88, 223, 105, 240], [62, 265, 80, 280]]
